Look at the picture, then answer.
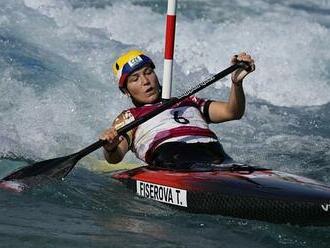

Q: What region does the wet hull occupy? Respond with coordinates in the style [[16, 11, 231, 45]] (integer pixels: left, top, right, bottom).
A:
[[112, 165, 330, 226]]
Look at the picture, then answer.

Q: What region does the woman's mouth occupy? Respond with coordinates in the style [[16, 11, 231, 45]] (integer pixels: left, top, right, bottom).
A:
[[145, 87, 154, 95]]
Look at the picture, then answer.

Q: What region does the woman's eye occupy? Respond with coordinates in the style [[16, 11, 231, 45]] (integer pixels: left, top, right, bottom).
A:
[[145, 69, 153, 74], [130, 76, 138, 82]]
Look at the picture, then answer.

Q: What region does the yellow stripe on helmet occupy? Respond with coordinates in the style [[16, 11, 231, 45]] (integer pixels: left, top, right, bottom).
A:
[[112, 50, 155, 91]]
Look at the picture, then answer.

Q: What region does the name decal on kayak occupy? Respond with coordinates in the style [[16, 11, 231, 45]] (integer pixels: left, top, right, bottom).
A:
[[321, 204, 330, 212], [136, 180, 187, 207]]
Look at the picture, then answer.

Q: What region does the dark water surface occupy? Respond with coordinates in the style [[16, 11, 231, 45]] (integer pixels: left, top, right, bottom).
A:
[[1, 0, 330, 247]]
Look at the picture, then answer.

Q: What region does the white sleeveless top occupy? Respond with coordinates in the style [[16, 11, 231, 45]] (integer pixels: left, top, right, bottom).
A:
[[115, 96, 218, 163]]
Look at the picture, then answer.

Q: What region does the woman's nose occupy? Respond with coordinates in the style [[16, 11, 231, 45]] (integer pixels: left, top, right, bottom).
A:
[[140, 75, 150, 85]]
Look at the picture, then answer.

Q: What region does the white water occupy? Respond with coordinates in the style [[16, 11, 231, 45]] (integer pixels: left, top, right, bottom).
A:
[[0, 0, 330, 165], [1, 1, 330, 247], [5, 0, 330, 106]]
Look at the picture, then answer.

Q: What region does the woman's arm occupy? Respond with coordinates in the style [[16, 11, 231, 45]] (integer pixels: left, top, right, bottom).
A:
[[208, 52, 255, 123]]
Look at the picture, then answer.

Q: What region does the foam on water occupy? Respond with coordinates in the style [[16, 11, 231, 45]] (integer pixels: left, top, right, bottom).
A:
[[1, 1, 330, 246], [0, 0, 330, 165], [19, 0, 330, 106]]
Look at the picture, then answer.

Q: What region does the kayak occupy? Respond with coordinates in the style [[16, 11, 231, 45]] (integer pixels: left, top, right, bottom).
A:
[[111, 163, 330, 226]]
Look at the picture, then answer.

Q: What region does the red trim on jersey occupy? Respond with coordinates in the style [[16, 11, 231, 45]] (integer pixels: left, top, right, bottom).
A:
[[126, 95, 209, 155], [128, 96, 206, 118]]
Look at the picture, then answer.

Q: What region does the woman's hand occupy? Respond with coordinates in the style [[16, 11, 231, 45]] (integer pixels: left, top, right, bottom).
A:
[[100, 127, 124, 153], [231, 52, 255, 84]]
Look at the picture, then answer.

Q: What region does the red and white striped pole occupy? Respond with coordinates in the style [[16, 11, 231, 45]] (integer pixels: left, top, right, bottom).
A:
[[162, 0, 177, 99]]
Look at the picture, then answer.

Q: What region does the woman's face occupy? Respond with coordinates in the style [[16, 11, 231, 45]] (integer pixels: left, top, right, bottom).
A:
[[126, 65, 160, 104]]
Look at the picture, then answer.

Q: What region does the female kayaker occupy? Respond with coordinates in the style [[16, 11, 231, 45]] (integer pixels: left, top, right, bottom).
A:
[[100, 50, 255, 169]]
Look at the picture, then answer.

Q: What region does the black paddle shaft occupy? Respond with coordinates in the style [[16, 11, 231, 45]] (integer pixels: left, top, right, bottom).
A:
[[75, 62, 247, 159], [2, 62, 248, 181]]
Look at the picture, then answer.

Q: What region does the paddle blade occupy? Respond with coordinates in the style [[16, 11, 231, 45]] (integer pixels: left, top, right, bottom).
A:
[[1, 154, 79, 181]]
